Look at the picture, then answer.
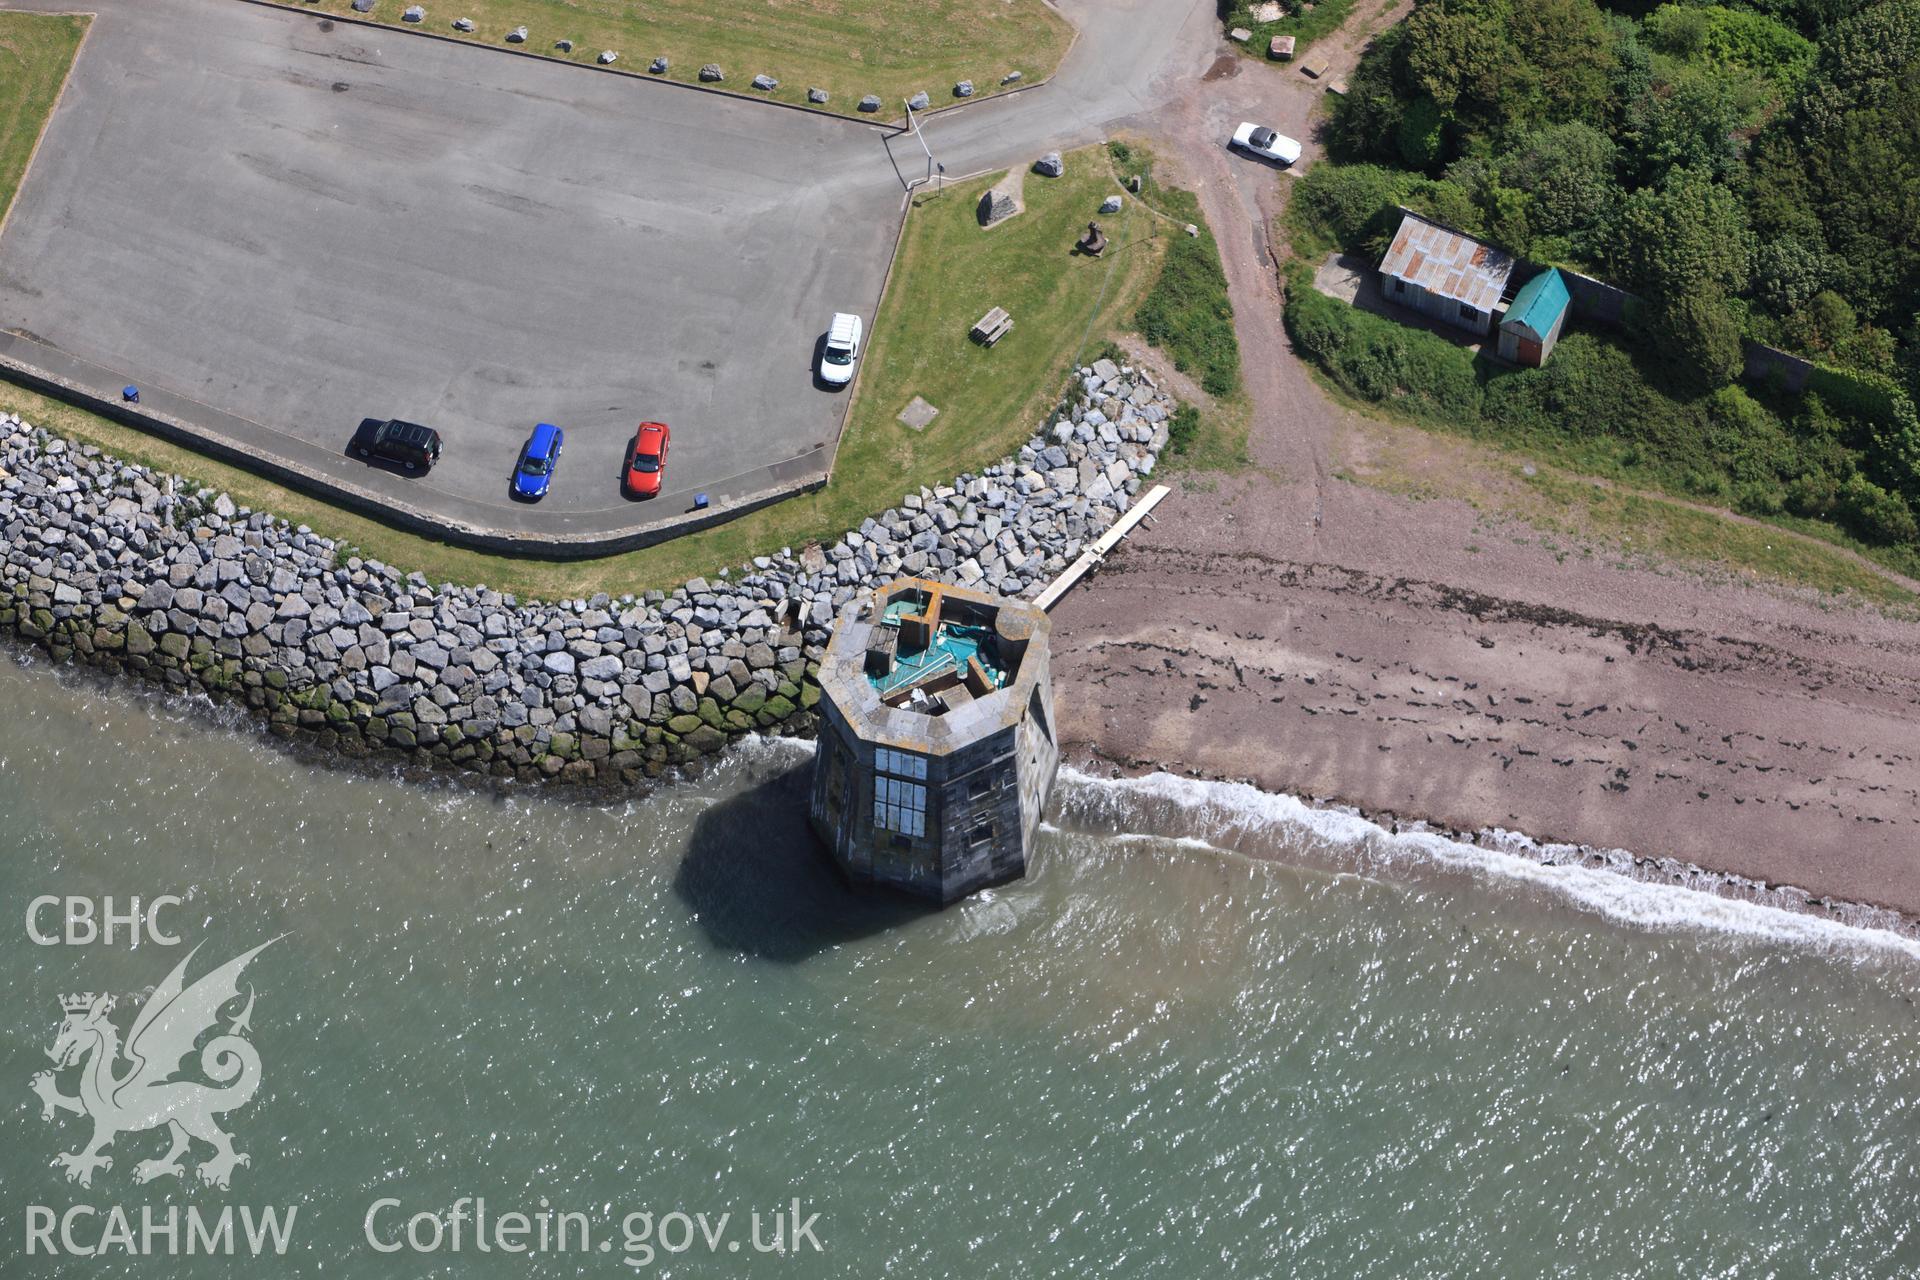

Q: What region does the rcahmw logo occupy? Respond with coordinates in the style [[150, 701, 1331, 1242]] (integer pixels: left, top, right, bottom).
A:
[[24, 937, 299, 1259]]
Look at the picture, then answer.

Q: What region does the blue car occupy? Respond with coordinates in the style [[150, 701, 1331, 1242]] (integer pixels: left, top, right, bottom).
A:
[[511, 423, 564, 500]]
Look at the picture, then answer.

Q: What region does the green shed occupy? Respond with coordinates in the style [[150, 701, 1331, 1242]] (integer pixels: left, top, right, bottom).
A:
[[1498, 268, 1571, 367]]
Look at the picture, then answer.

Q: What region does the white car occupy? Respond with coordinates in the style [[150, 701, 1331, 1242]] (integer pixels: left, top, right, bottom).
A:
[[1230, 121, 1302, 167], [818, 313, 863, 386]]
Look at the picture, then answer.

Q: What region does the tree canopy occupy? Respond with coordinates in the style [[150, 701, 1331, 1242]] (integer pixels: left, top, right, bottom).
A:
[[1324, 0, 1919, 395], [1300, 0, 1920, 553]]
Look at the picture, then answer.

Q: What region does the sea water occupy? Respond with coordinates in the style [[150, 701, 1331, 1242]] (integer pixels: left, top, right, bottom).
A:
[[1, 652, 1916, 1277]]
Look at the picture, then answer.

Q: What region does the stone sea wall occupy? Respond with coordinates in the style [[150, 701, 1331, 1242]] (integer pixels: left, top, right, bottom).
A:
[[0, 360, 1173, 786]]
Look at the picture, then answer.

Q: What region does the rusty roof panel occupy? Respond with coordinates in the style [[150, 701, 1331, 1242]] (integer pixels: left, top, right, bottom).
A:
[[1377, 212, 1514, 311]]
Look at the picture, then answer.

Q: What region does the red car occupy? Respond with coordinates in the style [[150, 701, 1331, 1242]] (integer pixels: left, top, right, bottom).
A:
[[623, 421, 670, 497]]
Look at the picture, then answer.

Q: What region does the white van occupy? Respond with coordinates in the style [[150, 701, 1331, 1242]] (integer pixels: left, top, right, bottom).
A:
[[818, 313, 863, 386]]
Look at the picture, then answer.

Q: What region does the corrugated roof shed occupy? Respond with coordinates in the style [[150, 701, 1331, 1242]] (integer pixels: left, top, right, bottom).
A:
[[1501, 268, 1570, 341], [1378, 212, 1515, 314]]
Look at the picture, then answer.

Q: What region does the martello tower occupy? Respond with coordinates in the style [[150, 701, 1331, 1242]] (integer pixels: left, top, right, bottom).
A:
[[808, 578, 1061, 904]]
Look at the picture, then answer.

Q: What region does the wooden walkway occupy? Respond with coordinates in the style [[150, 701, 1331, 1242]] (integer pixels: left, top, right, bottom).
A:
[[1035, 483, 1170, 611]]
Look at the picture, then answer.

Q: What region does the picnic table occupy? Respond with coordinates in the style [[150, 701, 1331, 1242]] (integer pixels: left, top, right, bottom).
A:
[[971, 306, 1014, 346]]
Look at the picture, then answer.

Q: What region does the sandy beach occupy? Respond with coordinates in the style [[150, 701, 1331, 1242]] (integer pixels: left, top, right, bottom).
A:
[[1051, 470, 1920, 915]]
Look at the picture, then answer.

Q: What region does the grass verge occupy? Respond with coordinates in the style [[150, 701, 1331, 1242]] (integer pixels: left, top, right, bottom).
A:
[[835, 148, 1162, 509], [1221, 0, 1359, 59], [1109, 140, 1241, 400], [1324, 364, 1918, 609], [1517, 470, 1916, 608], [0, 144, 1162, 599], [1105, 139, 1251, 471], [281, 0, 1070, 119], [0, 11, 88, 227]]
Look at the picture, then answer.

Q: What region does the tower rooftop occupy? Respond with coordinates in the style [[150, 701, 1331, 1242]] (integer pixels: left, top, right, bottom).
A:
[[817, 578, 1048, 755]]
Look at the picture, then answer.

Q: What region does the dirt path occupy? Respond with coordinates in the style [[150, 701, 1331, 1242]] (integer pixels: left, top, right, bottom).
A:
[[1129, 0, 1414, 511], [1046, 0, 1920, 917]]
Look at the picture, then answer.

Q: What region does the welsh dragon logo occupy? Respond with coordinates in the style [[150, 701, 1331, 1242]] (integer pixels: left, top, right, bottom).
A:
[[30, 939, 280, 1190]]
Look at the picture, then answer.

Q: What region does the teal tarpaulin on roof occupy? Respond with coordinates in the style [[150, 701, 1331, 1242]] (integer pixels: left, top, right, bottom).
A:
[[1503, 268, 1570, 341]]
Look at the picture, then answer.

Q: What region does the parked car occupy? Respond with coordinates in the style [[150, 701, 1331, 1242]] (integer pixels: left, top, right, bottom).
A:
[[624, 421, 671, 497], [818, 312, 863, 386], [1229, 122, 1302, 167], [510, 423, 564, 500], [350, 418, 441, 473]]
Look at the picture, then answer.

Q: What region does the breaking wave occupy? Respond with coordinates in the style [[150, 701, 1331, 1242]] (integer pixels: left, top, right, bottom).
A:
[[1048, 767, 1920, 960]]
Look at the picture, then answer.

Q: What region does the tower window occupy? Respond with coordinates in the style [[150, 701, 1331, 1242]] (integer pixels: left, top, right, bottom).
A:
[[874, 747, 927, 779], [873, 748, 928, 838]]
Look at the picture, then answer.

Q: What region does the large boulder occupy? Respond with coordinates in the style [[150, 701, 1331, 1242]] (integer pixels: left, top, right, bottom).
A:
[[699, 64, 724, 82], [979, 175, 1023, 228], [907, 91, 930, 110], [1033, 151, 1064, 177], [751, 74, 777, 90], [858, 94, 882, 112]]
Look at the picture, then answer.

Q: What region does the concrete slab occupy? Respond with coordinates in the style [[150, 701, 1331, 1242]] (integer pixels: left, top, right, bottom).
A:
[[0, 0, 902, 541], [897, 396, 939, 430]]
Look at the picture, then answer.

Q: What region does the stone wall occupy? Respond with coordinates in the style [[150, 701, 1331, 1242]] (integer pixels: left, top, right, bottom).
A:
[[0, 358, 1173, 787], [1512, 264, 1820, 397], [1741, 341, 1816, 394], [1555, 267, 1634, 329]]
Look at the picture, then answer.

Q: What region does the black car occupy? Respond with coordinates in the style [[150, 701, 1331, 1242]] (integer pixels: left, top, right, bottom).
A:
[[350, 419, 442, 473]]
